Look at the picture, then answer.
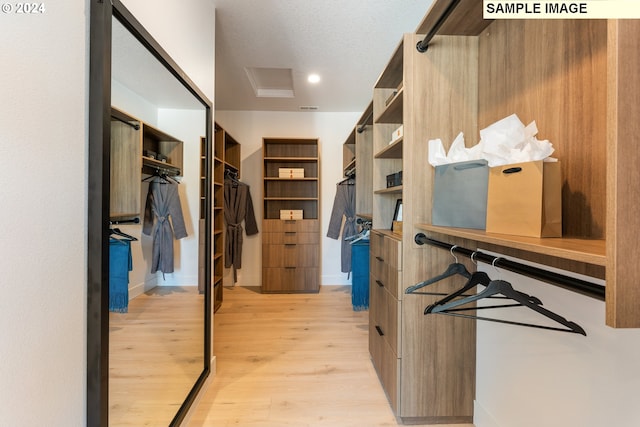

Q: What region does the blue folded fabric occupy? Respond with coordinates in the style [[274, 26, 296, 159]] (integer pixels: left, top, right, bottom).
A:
[[109, 238, 132, 313]]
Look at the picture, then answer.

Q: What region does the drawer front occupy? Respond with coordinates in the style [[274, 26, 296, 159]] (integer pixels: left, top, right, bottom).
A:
[[370, 250, 386, 283], [370, 231, 385, 260], [370, 255, 402, 300], [369, 320, 399, 413], [262, 244, 319, 268], [263, 219, 320, 233], [262, 267, 319, 293], [384, 236, 402, 271], [370, 277, 399, 357], [263, 231, 319, 245]]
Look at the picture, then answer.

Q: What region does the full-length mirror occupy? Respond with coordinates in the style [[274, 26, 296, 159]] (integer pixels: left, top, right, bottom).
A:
[[88, 1, 212, 425]]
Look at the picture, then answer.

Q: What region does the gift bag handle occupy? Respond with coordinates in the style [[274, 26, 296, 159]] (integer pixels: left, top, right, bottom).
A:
[[454, 162, 487, 171], [502, 167, 523, 174]]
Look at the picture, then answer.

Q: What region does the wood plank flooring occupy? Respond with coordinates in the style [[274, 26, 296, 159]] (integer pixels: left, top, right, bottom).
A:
[[109, 286, 205, 427], [187, 285, 475, 427]]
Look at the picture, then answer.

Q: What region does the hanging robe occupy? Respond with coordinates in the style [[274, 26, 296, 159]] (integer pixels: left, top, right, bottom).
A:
[[224, 179, 259, 282], [142, 181, 187, 274], [326, 179, 356, 273]]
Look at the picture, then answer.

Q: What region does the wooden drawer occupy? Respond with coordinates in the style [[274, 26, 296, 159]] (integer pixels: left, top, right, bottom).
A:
[[263, 219, 320, 233], [370, 254, 402, 299], [262, 267, 319, 293], [262, 231, 319, 245], [384, 235, 402, 271], [369, 320, 399, 413], [369, 274, 400, 356], [262, 244, 319, 268], [370, 231, 385, 260]]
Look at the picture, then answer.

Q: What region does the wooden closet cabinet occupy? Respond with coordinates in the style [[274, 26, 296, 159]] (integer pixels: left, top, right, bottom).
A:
[[369, 32, 477, 424], [213, 123, 241, 311], [369, 230, 402, 411], [110, 107, 183, 220], [410, 0, 640, 328], [262, 138, 320, 293], [262, 219, 320, 292]]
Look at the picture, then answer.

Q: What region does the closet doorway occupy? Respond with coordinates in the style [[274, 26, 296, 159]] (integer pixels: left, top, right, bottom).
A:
[[88, 1, 213, 426]]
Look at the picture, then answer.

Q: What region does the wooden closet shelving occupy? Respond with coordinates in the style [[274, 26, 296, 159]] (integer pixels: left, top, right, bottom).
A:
[[407, 0, 640, 328], [369, 31, 477, 424], [213, 122, 241, 312], [341, 100, 374, 219], [110, 107, 184, 220], [262, 138, 320, 293]]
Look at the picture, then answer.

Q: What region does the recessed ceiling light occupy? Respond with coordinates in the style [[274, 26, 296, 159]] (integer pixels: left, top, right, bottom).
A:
[[307, 73, 321, 84]]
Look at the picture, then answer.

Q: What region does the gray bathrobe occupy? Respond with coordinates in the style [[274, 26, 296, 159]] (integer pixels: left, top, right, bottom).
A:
[[142, 182, 187, 274], [326, 179, 356, 273], [224, 179, 259, 282]]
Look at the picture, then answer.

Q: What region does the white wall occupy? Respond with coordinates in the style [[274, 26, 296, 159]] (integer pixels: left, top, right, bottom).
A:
[[473, 259, 640, 427], [214, 110, 361, 287], [0, 2, 87, 426]]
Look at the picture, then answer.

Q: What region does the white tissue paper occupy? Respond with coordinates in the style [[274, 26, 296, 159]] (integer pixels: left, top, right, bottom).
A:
[[428, 114, 556, 167], [479, 114, 555, 166]]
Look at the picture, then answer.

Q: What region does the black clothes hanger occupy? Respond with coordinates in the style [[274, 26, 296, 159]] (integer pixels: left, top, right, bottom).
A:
[[110, 227, 137, 241], [423, 270, 542, 313], [224, 169, 242, 187], [338, 175, 355, 185], [142, 169, 179, 184], [406, 246, 472, 294], [428, 278, 587, 335]]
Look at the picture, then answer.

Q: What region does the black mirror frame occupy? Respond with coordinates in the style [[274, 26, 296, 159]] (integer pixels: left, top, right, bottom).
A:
[[88, 1, 212, 425]]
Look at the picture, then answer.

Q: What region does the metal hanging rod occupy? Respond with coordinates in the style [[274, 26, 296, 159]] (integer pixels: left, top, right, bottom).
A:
[[357, 110, 373, 133], [414, 233, 605, 300], [110, 218, 140, 225], [416, 0, 462, 53], [111, 115, 140, 130]]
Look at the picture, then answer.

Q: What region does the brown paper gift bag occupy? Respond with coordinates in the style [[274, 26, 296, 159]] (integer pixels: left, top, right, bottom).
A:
[[485, 160, 562, 237]]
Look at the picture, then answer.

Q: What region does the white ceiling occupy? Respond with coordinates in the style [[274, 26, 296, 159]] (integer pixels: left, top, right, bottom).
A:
[[212, 0, 434, 112]]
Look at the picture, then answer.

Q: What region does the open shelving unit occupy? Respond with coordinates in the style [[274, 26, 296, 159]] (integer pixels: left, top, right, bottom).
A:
[[212, 122, 241, 312], [262, 138, 320, 293]]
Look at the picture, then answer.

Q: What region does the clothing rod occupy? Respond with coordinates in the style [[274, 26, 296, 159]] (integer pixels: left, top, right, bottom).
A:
[[414, 233, 606, 300], [416, 0, 462, 53], [111, 115, 140, 130], [356, 110, 373, 133], [110, 218, 140, 225]]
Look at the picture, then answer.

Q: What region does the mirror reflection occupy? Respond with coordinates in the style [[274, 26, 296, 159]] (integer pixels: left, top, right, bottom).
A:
[[108, 17, 206, 426]]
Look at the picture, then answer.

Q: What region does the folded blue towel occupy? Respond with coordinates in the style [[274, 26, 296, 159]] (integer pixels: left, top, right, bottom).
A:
[[109, 238, 132, 313]]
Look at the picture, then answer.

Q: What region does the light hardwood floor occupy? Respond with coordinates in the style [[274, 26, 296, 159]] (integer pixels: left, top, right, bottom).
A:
[[187, 285, 474, 427], [109, 286, 204, 427]]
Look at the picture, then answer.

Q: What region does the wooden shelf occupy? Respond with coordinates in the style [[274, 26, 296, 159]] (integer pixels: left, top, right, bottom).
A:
[[375, 39, 403, 89], [142, 156, 181, 175], [264, 197, 318, 201], [415, 0, 491, 37], [374, 185, 403, 194], [357, 213, 373, 222], [264, 177, 318, 181], [374, 137, 403, 159], [415, 224, 606, 266], [375, 88, 403, 124], [263, 157, 318, 162]]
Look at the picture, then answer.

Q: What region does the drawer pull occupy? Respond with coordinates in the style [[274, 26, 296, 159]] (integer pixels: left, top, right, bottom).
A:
[[284, 243, 297, 246], [285, 231, 297, 234], [285, 266, 296, 269], [375, 325, 384, 336], [376, 280, 384, 288], [375, 256, 384, 262]]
